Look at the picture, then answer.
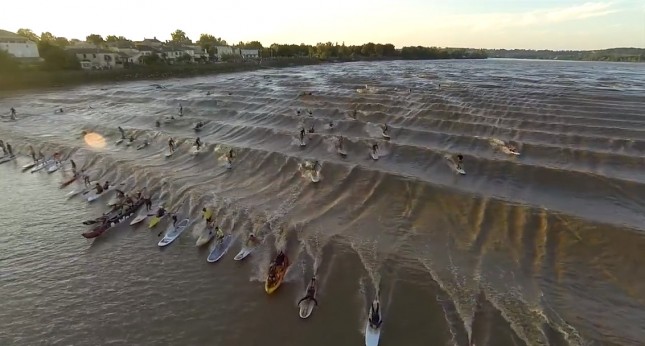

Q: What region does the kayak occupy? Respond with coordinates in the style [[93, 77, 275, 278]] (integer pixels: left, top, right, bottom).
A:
[[81, 200, 144, 238], [206, 234, 236, 262], [148, 214, 165, 228], [299, 279, 317, 319], [196, 227, 215, 247], [265, 254, 290, 294], [365, 300, 383, 346], [158, 218, 190, 247]]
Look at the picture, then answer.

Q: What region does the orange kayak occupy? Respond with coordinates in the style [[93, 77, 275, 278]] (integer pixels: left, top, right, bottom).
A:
[[265, 255, 290, 294]]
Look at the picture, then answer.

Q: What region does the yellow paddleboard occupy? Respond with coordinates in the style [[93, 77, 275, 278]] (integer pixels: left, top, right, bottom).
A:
[[148, 216, 161, 228]]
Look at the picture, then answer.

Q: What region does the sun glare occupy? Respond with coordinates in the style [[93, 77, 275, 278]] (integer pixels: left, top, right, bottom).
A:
[[83, 132, 106, 149]]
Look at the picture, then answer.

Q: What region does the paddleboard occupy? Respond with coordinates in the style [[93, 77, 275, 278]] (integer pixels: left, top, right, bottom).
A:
[[196, 228, 215, 247], [370, 152, 379, 160], [116, 139, 124, 145], [206, 234, 236, 262], [158, 218, 190, 247], [234, 237, 260, 261], [30, 160, 50, 173], [47, 162, 60, 173], [164, 150, 174, 158], [299, 139, 306, 147], [87, 187, 114, 202], [22, 162, 36, 171]]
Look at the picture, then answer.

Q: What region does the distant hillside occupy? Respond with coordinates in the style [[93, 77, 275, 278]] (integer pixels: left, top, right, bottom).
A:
[[487, 48, 645, 62]]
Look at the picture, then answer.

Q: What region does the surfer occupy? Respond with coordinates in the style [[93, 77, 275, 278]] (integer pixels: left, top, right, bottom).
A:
[[275, 251, 286, 266], [156, 205, 166, 217], [352, 109, 357, 119], [6, 143, 13, 157], [299, 128, 306, 143], [129, 135, 135, 144], [369, 300, 382, 328], [455, 154, 464, 170], [178, 104, 183, 116], [28, 146, 36, 162], [118, 126, 126, 139], [297, 277, 319, 306], [215, 226, 224, 240], [337, 136, 345, 150], [155, 120, 161, 127], [194, 137, 202, 150], [296, 110, 301, 116], [168, 138, 176, 153], [94, 183, 104, 194], [102, 181, 110, 190], [328, 121, 334, 129], [227, 149, 235, 161], [0, 140, 6, 155], [372, 144, 379, 155], [70, 159, 77, 175], [382, 123, 389, 135], [195, 121, 204, 130], [308, 124, 315, 133], [10, 107, 16, 120], [246, 233, 257, 246], [143, 195, 152, 211], [171, 214, 178, 226], [202, 207, 213, 223]]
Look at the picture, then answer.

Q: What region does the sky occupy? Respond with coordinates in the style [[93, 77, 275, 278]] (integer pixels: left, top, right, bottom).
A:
[[1, 0, 644, 50]]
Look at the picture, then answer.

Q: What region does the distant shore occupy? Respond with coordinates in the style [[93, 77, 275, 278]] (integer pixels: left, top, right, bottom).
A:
[[0, 58, 323, 94]]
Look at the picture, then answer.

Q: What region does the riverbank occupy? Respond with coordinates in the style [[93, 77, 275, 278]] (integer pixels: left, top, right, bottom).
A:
[[0, 58, 322, 93]]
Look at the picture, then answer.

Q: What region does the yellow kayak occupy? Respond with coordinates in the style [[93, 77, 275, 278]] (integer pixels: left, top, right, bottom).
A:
[[265, 255, 290, 294], [148, 216, 161, 228]]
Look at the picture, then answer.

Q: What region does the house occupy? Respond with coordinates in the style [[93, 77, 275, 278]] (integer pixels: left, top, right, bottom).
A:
[[138, 37, 163, 48], [66, 47, 124, 70], [240, 49, 259, 59], [0, 29, 40, 59], [213, 45, 239, 60]]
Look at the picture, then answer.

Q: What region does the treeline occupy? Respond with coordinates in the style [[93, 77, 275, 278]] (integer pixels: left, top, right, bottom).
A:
[[487, 48, 645, 62]]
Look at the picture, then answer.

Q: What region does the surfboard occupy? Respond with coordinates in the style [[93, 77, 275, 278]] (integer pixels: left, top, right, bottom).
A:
[[130, 213, 148, 225], [444, 155, 466, 175], [46, 162, 60, 174], [233, 238, 260, 260], [337, 149, 347, 157], [501, 146, 520, 156], [191, 145, 202, 156], [126, 141, 133, 147], [370, 151, 379, 160], [299, 140, 306, 147], [299, 282, 317, 319], [206, 234, 236, 262], [225, 161, 232, 169], [365, 301, 383, 346], [136, 144, 148, 150], [311, 171, 320, 183], [158, 218, 190, 247], [22, 162, 36, 170], [116, 139, 124, 145], [382, 132, 391, 140], [164, 150, 174, 158]]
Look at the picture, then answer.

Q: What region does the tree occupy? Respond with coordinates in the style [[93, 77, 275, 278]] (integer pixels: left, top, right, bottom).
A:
[[86, 34, 104, 45], [17, 28, 39, 42], [106, 35, 131, 43], [40, 32, 56, 42], [54, 37, 70, 47], [142, 54, 162, 65], [170, 29, 191, 44], [37, 41, 80, 70], [197, 34, 226, 55], [177, 53, 193, 64], [238, 41, 263, 49], [0, 50, 20, 73]]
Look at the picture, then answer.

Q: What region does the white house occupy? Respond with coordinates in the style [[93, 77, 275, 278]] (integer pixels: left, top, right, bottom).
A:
[[0, 29, 40, 59], [214, 45, 239, 59], [240, 49, 259, 59], [66, 47, 124, 70]]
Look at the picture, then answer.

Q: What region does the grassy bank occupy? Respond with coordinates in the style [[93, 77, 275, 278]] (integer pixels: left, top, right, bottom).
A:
[[0, 58, 321, 93]]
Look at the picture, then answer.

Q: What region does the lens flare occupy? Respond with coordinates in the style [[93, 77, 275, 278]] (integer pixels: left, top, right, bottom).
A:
[[83, 132, 106, 149]]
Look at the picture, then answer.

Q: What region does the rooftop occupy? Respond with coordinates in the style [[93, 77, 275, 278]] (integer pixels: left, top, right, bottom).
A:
[[0, 29, 29, 41]]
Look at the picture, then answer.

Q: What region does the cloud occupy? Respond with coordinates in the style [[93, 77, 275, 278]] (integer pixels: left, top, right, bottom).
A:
[[435, 2, 619, 32]]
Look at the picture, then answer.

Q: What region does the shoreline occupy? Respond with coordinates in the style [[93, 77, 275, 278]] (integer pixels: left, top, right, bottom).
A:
[[0, 58, 322, 94]]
